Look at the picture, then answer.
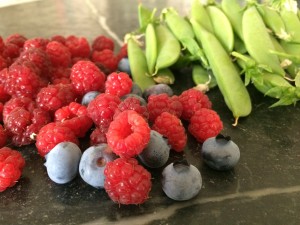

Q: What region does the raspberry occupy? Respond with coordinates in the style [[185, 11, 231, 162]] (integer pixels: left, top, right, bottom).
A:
[[0, 55, 8, 70], [4, 63, 45, 98], [188, 108, 223, 143], [105, 72, 132, 97], [104, 157, 152, 205], [91, 49, 118, 73], [54, 102, 93, 138], [51, 35, 66, 45], [65, 35, 90, 58], [87, 93, 120, 128], [89, 126, 107, 145], [114, 97, 148, 120], [116, 43, 128, 61], [178, 88, 212, 121], [106, 110, 150, 158], [46, 41, 71, 67], [35, 122, 79, 157], [23, 37, 49, 51], [152, 112, 187, 152], [92, 35, 114, 52], [36, 83, 78, 112], [0, 147, 25, 192], [4, 107, 51, 146], [0, 125, 7, 147], [2, 43, 21, 59], [49, 67, 71, 84], [147, 93, 182, 122], [0, 36, 4, 53], [70, 60, 106, 96], [0, 102, 3, 122], [5, 34, 27, 48]]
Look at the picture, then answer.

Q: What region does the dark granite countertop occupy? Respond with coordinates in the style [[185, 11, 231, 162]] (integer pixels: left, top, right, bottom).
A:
[[1, 0, 300, 224]]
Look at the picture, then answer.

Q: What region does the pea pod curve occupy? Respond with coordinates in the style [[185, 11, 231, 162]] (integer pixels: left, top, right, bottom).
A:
[[145, 23, 157, 75]]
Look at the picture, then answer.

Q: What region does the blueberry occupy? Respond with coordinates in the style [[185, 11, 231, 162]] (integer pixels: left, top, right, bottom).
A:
[[117, 57, 131, 75], [44, 142, 82, 184], [79, 144, 117, 189], [201, 134, 240, 171], [130, 83, 143, 96], [138, 130, 170, 168], [162, 160, 202, 201], [143, 84, 173, 100], [81, 91, 100, 106]]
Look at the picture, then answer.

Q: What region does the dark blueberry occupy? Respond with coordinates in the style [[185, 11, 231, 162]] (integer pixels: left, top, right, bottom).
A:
[[117, 57, 131, 75], [44, 142, 82, 184], [130, 82, 143, 96], [201, 134, 240, 171], [81, 91, 100, 106], [143, 84, 173, 100], [79, 144, 117, 189], [161, 159, 202, 201], [138, 130, 170, 168]]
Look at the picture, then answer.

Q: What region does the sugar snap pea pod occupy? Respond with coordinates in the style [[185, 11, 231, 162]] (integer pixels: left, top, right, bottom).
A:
[[138, 4, 157, 33], [234, 35, 247, 54], [242, 6, 285, 76], [154, 24, 181, 74], [127, 36, 156, 91], [280, 7, 300, 43], [153, 68, 175, 85], [192, 64, 217, 92], [257, 4, 291, 41], [191, 19, 252, 126], [206, 5, 234, 53], [145, 23, 157, 75], [221, 0, 245, 41], [190, 0, 214, 33]]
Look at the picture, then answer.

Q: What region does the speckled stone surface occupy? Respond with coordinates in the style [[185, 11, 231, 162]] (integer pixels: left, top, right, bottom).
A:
[[0, 1, 300, 225]]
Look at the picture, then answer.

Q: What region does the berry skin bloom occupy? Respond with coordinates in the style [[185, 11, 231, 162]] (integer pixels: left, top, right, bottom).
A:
[[46, 41, 71, 67], [178, 88, 212, 121], [92, 35, 114, 52], [105, 72, 133, 98], [104, 157, 152, 205], [87, 93, 121, 129], [152, 112, 187, 152], [70, 60, 106, 96], [106, 110, 151, 158], [188, 108, 223, 143], [35, 122, 79, 157], [0, 147, 25, 192], [91, 49, 118, 73], [147, 93, 182, 122]]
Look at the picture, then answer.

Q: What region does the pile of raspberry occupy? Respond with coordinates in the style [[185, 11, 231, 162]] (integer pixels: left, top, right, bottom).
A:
[[0, 33, 223, 203]]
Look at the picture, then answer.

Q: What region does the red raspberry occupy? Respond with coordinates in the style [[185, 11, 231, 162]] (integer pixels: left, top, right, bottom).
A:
[[0, 55, 8, 70], [188, 108, 223, 143], [36, 83, 78, 113], [116, 43, 128, 61], [104, 157, 152, 205], [35, 122, 79, 157], [46, 41, 71, 67], [90, 126, 107, 145], [106, 110, 150, 158], [5, 34, 27, 48], [65, 35, 90, 58], [54, 102, 93, 138], [0, 36, 4, 53], [147, 93, 182, 122], [87, 93, 121, 128], [114, 97, 148, 120], [23, 37, 49, 51], [92, 35, 114, 52], [49, 67, 71, 84], [178, 88, 212, 121], [51, 35, 66, 45], [4, 107, 51, 146], [91, 49, 118, 73], [4, 63, 45, 98], [0, 125, 7, 147], [0, 102, 3, 122], [0, 147, 25, 192], [2, 43, 21, 59], [70, 60, 106, 96], [152, 112, 187, 152], [105, 72, 132, 97]]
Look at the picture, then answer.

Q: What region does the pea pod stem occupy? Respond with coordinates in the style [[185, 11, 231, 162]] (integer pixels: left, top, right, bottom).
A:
[[191, 19, 252, 126]]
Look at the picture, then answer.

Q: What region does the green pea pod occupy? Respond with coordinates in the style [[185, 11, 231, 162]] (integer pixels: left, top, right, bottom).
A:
[[153, 68, 175, 84], [127, 37, 156, 91], [242, 6, 285, 76], [154, 24, 181, 74], [145, 23, 157, 75], [221, 0, 245, 41], [206, 5, 234, 53], [234, 35, 247, 54], [280, 8, 300, 43], [191, 19, 252, 126], [138, 4, 157, 33], [192, 65, 217, 92], [190, 0, 214, 33], [257, 4, 291, 41]]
